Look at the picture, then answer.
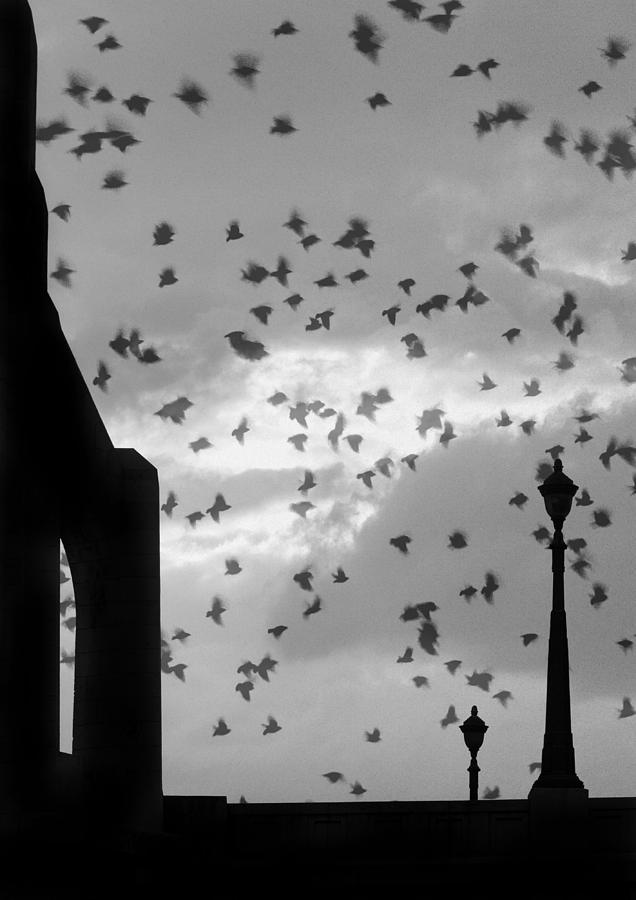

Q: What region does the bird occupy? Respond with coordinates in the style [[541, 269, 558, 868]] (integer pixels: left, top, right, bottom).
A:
[[617, 639, 634, 653], [152, 222, 174, 245], [345, 269, 369, 284], [521, 633, 539, 647], [591, 508, 611, 528], [567, 538, 587, 554], [398, 278, 416, 295], [298, 471, 317, 494], [621, 242, 636, 262], [544, 120, 568, 157], [401, 453, 419, 470], [483, 786, 500, 800], [314, 273, 337, 288], [554, 351, 575, 372], [299, 234, 321, 251], [96, 34, 121, 52], [271, 256, 292, 286], [390, 534, 411, 554], [155, 396, 194, 425], [36, 118, 75, 142], [272, 19, 297, 36], [350, 782, 367, 796], [589, 583, 608, 608], [79, 15, 108, 32], [579, 80, 602, 98], [332, 567, 349, 583], [502, 328, 521, 344], [574, 128, 600, 163], [367, 92, 391, 110], [493, 690, 513, 708], [268, 626, 287, 639], [601, 36, 631, 65], [232, 417, 250, 444], [262, 716, 282, 735], [230, 53, 260, 87], [225, 331, 269, 361], [349, 13, 384, 62], [122, 94, 152, 115], [477, 58, 499, 78], [226, 221, 243, 241], [50, 258, 75, 287], [465, 670, 493, 691], [459, 262, 478, 279], [481, 571, 500, 603], [440, 705, 460, 728], [323, 772, 345, 784], [570, 556, 591, 578], [448, 530, 468, 549], [357, 470, 376, 488], [532, 525, 551, 544], [417, 620, 439, 655], [270, 115, 297, 135], [452, 64, 473, 77], [444, 660, 462, 675], [375, 457, 394, 477], [290, 501, 316, 518], [303, 596, 322, 618], [345, 434, 363, 453], [413, 676, 430, 688], [284, 294, 304, 310], [174, 80, 208, 114], [459, 585, 477, 601], [185, 511, 204, 528], [206, 494, 231, 522], [237, 661, 256, 678], [60, 650, 75, 668], [236, 681, 254, 701], [382, 305, 401, 325], [439, 421, 456, 447], [618, 697, 636, 719], [293, 570, 314, 591], [509, 492, 528, 509], [397, 647, 414, 663], [545, 445, 564, 460], [172, 629, 190, 642], [189, 437, 212, 453], [206, 596, 226, 625], [51, 203, 71, 221], [496, 411, 513, 427], [225, 558, 242, 575], [213, 718, 231, 736], [92, 361, 110, 392], [365, 728, 381, 743], [520, 419, 536, 436], [523, 379, 541, 397], [159, 266, 177, 287], [478, 373, 497, 391], [388, 0, 424, 21]]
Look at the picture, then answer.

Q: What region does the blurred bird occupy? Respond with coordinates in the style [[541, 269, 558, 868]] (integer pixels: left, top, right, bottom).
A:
[[390, 534, 411, 554], [401, 453, 419, 470], [153, 222, 175, 245], [493, 690, 513, 708], [50, 258, 75, 287], [189, 437, 212, 453], [345, 434, 364, 452], [397, 647, 414, 663], [521, 633, 539, 647], [544, 120, 568, 156], [444, 660, 462, 675], [345, 268, 369, 284], [440, 705, 460, 728], [448, 530, 468, 549], [465, 670, 493, 691], [398, 278, 416, 295], [268, 626, 288, 639], [509, 492, 528, 509], [481, 572, 500, 603], [155, 396, 193, 424], [566, 315, 584, 345], [459, 585, 477, 601], [570, 556, 591, 578], [60, 650, 75, 668], [483, 786, 500, 800], [418, 620, 440, 655], [64, 72, 92, 105], [388, 0, 424, 21], [230, 53, 260, 87], [477, 58, 499, 78], [567, 538, 587, 554], [618, 697, 635, 718], [532, 525, 551, 544], [298, 471, 317, 494], [452, 64, 473, 77], [579, 80, 602, 98], [169, 663, 187, 682], [496, 410, 513, 427], [185, 511, 204, 528], [439, 421, 456, 446], [576, 489, 593, 507], [589, 583, 608, 608], [375, 457, 394, 477], [159, 266, 177, 286], [350, 782, 367, 796], [382, 305, 401, 325], [478, 373, 497, 391], [122, 94, 152, 115], [367, 92, 391, 110], [290, 501, 316, 518], [591, 508, 611, 528], [574, 128, 600, 163], [333, 567, 349, 583], [271, 256, 292, 286], [213, 718, 230, 736], [172, 628, 190, 642], [545, 445, 564, 460], [174, 80, 209, 113], [294, 569, 314, 591], [618, 639, 634, 653], [51, 203, 71, 221], [502, 328, 521, 344], [349, 13, 384, 62], [225, 558, 242, 575], [92, 361, 110, 392], [226, 221, 243, 241], [523, 379, 541, 397], [225, 331, 269, 361], [270, 115, 297, 135], [272, 19, 297, 36], [303, 596, 322, 617], [60, 597, 75, 616], [96, 34, 121, 51], [365, 728, 381, 742], [236, 681, 254, 702], [357, 470, 376, 488], [529, 762, 542, 774], [262, 716, 282, 735], [79, 16, 108, 32], [601, 36, 631, 65], [206, 494, 231, 522], [36, 118, 74, 142], [232, 417, 250, 444], [520, 419, 536, 436], [323, 772, 345, 784], [413, 676, 430, 688]]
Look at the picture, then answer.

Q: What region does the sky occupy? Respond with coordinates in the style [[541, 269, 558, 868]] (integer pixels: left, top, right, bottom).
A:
[[33, 0, 636, 803]]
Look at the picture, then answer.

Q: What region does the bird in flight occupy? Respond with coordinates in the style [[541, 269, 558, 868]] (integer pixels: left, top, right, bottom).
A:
[[444, 660, 462, 675], [497, 410, 513, 427], [521, 633, 539, 647], [323, 771, 345, 784], [365, 728, 381, 742], [262, 716, 282, 735], [174, 80, 208, 113], [206, 596, 226, 625], [349, 14, 384, 62], [268, 626, 288, 639], [397, 647, 414, 663], [440, 705, 459, 728], [213, 718, 231, 736], [225, 331, 269, 361], [390, 534, 411, 554]]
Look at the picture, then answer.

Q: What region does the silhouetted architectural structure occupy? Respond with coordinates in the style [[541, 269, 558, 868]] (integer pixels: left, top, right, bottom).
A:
[[2, 3, 636, 897]]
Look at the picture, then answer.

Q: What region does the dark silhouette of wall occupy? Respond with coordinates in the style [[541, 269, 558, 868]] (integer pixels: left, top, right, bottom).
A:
[[0, 0, 162, 835]]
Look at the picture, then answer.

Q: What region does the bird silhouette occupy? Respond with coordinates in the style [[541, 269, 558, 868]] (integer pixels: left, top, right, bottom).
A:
[[50, 258, 75, 287], [589, 583, 608, 608], [60, 597, 75, 616], [478, 58, 499, 78], [345, 434, 363, 453], [390, 534, 411, 554], [189, 437, 212, 453], [617, 639, 634, 653], [349, 781, 367, 796], [357, 470, 376, 488], [236, 681, 254, 701], [96, 33, 121, 52], [268, 626, 288, 639], [303, 596, 322, 617], [294, 570, 314, 591], [158, 267, 177, 286], [459, 585, 477, 601], [483, 786, 500, 800], [418, 620, 439, 655], [412, 676, 430, 688], [206, 494, 231, 522], [272, 19, 297, 36], [444, 660, 462, 675], [365, 728, 381, 742], [397, 647, 414, 663], [452, 64, 474, 77], [508, 492, 528, 509], [481, 571, 500, 603], [323, 771, 345, 784], [382, 305, 401, 325], [374, 457, 394, 477], [206, 596, 226, 625], [523, 378, 541, 396], [349, 14, 384, 62], [478, 373, 497, 391], [225, 331, 269, 361], [332, 567, 349, 583], [466, 670, 493, 691], [51, 203, 71, 221], [439, 421, 456, 446], [544, 120, 568, 157], [232, 417, 250, 444], [493, 690, 513, 707], [601, 36, 630, 65], [174, 79, 208, 113], [579, 80, 602, 98], [122, 94, 152, 115], [37, 118, 75, 143], [591, 508, 611, 528], [226, 221, 243, 241], [262, 716, 282, 735], [502, 328, 521, 344], [230, 53, 260, 87], [389, 0, 424, 20], [618, 697, 635, 718], [172, 628, 190, 642], [225, 558, 242, 575], [448, 530, 468, 549], [567, 538, 587, 554], [520, 419, 536, 436], [102, 170, 127, 190], [575, 488, 593, 507], [92, 361, 110, 392], [570, 556, 591, 578], [290, 501, 316, 518], [398, 278, 416, 295], [521, 633, 539, 647], [367, 92, 391, 110], [496, 411, 513, 428], [213, 718, 231, 736], [401, 453, 419, 470], [161, 491, 178, 517], [185, 511, 204, 528], [270, 115, 297, 135], [574, 128, 600, 162], [440, 705, 460, 728]]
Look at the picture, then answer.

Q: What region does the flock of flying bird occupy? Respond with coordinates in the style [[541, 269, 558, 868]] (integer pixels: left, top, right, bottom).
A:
[[46, 6, 636, 801]]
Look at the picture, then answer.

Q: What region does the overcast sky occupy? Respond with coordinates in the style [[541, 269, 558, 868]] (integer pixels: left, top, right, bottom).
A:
[[33, 0, 636, 803]]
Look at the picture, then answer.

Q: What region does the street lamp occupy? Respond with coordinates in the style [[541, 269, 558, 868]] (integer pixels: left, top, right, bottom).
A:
[[530, 458, 585, 792], [460, 706, 488, 801]]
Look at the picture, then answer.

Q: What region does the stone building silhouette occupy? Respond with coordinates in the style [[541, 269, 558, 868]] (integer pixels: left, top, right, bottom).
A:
[[2, 2, 636, 897]]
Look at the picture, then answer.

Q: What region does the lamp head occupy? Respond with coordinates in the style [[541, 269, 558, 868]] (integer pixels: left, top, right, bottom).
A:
[[538, 458, 578, 529], [459, 705, 488, 755]]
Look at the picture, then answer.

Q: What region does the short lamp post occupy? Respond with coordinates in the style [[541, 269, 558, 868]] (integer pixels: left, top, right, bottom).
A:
[[530, 458, 585, 792], [460, 706, 488, 801]]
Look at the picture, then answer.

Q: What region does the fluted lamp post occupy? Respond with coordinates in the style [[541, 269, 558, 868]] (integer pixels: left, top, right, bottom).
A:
[[530, 458, 585, 792], [460, 706, 488, 801]]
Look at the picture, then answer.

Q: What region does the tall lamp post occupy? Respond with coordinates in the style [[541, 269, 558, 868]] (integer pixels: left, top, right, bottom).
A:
[[530, 458, 585, 793], [460, 706, 488, 801]]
